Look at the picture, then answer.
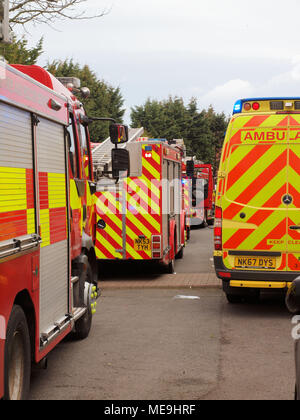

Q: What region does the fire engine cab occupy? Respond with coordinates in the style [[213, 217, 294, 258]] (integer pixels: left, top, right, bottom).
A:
[[0, 62, 129, 400]]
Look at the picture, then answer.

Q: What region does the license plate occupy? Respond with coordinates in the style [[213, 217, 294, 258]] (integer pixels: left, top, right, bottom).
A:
[[234, 256, 276, 270], [134, 238, 151, 252]]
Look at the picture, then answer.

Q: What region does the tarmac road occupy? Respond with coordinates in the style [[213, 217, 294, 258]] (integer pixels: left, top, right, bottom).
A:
[[29, 227, 295, 400]]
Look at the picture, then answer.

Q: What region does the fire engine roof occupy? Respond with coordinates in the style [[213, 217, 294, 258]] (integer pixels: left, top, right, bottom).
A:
[[11, 64, 74, 102]]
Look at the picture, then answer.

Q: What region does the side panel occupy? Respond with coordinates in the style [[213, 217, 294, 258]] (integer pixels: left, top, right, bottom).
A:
[[36, 117, 69, 339], [0, 102, 38, 398]]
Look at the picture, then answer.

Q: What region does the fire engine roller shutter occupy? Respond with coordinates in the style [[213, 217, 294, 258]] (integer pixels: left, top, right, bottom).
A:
[[0, 102, 35, 242], [36, 116, 69, 339]]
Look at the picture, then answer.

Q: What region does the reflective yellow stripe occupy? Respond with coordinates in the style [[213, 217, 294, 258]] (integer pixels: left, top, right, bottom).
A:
[[0, 167, 27, 212], [40, 209, 50, 248], [27, 209, 35, 235], [48, 173, 66, 209]]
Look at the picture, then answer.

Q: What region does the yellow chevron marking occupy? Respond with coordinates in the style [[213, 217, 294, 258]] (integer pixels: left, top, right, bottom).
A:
[[151, 149, 161, 166], [225, 144, 286, 204], [95, 192, 122, 215], [126, 211, 153, 237], [96, 232, 122, 259], [142, 157, 161, 180], [126, 178, 160, 213], [102, 221, 123, 247], [126, 194, 160, 232]]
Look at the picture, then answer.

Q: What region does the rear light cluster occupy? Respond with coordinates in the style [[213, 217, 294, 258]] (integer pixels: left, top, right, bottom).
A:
[[244, 102, 260, 111], [214, 206, 222, 251], [152, 235, 162, 259]]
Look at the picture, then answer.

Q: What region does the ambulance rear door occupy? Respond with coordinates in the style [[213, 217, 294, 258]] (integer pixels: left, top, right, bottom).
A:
[[221, 114, 289, 272]]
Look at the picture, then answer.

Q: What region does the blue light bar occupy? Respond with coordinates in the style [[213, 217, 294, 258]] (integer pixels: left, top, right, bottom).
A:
[[232, 97, 300, 115]]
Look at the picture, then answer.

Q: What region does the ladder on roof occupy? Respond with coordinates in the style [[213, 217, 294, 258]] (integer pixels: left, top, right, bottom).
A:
[[92, 127, 144, 176]]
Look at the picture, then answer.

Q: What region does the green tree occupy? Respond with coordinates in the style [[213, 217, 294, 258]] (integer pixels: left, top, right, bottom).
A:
[[0, 34, 43, 64], [131, 97, 229, 168], [47, 59, 125, 142]]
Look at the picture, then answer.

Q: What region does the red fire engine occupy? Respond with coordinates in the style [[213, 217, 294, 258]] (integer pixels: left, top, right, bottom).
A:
[[93, 138, 186, 273], [0, 62, 129, 400], [183, 160, 215, 228]]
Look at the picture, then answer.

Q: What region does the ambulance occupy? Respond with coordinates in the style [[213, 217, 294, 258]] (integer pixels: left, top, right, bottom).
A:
[[214, 98, 300, 303]]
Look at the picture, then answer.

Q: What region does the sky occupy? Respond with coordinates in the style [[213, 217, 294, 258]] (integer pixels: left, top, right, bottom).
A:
[[14, 0, 300, 124]]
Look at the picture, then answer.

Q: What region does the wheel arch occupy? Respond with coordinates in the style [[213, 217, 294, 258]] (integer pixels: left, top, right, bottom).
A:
[[13, 290, 36, 362]]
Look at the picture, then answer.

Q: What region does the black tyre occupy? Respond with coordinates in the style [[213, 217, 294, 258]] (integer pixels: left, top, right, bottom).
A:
[[167, 257, 175, 274], [4, 305, 31, 400], [186, 227, 190, 241], [167, 237, 176, 274], [176, 246, 184, 260], [73, 262, 93, 340]]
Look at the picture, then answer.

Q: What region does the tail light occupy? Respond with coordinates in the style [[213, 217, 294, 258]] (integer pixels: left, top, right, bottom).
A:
[[152, 235, 162, 259], [214, 206, 222, 251]]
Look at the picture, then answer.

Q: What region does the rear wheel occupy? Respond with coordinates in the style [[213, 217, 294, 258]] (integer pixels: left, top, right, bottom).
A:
[[186, 227, 190, 241], [4, 305, 31, 401], [167, 256, 175, 274], [167, 235, 176, 274], [176, 246, 184, 260], [73, 261, 94, 340]]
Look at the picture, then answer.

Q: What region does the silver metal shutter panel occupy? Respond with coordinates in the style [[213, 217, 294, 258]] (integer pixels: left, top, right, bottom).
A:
[[36, 117, 69, 336], [0, 102, 33, 242], [0, 102, 32, 169]]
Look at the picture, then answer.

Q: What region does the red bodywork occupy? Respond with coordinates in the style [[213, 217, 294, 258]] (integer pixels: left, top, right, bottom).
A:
[[196, 164, 214, 217], [182, 163, 214, 225], [0, 64, 94, 398]]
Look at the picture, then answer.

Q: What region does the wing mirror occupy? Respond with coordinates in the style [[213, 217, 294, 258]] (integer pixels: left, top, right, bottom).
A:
[[111, 149, 130, 178], [186, 160, 195, 178], [109, 124, 129, 145]]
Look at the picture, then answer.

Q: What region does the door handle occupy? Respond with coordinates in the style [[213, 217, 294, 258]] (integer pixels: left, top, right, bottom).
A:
[[289, 226, 300, 230]]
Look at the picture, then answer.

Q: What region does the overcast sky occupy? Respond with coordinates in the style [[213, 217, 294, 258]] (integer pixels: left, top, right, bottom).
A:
[[15, 0, 300, 123]]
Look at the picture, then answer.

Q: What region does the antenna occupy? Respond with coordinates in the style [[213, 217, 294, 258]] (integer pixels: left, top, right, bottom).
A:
[[0, 0, 12, 44]]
